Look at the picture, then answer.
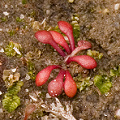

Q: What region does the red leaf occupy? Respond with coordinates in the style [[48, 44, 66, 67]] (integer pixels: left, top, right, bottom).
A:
[[48, 69, 65, 97], [64, 40, 92, 62], [24, 104, 36, 120], [49, 31, 71, 54], [35, 30, 66, 57], [66, 55, 97, 69], [77, 40, 92, 48], [35, 65, 60, 86], [64, 70, 77, 98], [58, 21, 75, 51]]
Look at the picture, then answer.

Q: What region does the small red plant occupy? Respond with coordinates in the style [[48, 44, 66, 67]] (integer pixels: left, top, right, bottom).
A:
[[35, 21, 97, 98]]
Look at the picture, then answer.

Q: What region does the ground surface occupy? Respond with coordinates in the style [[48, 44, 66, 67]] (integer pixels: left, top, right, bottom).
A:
[[0, 0, 120, 120]]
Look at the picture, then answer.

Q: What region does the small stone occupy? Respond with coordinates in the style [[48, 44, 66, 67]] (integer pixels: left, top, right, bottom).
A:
[[0, 48, 4, 53], [5, 5, 8, 8], [46, 93, 51, 98], [25, 74, 30, 80], [68, 0, 74, 3], [115, 109, 120, 119], [11, 68, 17, 72], [25, 89, 29, 92], [0, 91, 2, 95], [0, 108, 3, 113], [3, 11, 9, 16], [20, 14, 24, 19], [114, 3, 120, 11], [103, 8, 109, 14], [0, 29, 3, 32]]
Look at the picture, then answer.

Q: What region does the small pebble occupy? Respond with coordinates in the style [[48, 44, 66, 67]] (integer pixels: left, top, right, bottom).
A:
[[46, 93, 51, 98], [25, 74, 30, 80], [0, 91, 2, 95], [0, 48, 4, 53], [103, 8, 109, 14], [0, 29, 3, 32], [11, 68, 16, 72], [115, 109, 120, 118], [25, 89, 29, 92], [68, 0, 74, 3], [3, 11, 9, 16], [114, 3, 120, 11], [20, 14, 24, 19], [5, 5, 8, 8], [0, 108, 3, 113]]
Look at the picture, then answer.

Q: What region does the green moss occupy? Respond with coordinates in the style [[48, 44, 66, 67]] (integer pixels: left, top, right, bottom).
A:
[[22, 0, 27, 4], [76, 77, 92, 91], [16, 17, 23, 22], [71, 14, 80, 42], [87, 50, 103, 59], [110, 66, 120, 77], [72, 27, 80, 42], [53, 25, 61, 33], [4, 41, 22, 57], [7, 81, 23, 95], [2, 81, 23, 112], [2, 95, 20, 113], [94, 75, 112, 94], [1, 17, 7, 22], [27, 61, 36, 80], [8, 30, 16, 36], [30, 11, 36, 18]]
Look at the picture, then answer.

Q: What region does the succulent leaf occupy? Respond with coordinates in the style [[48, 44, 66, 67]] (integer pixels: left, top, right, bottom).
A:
[[66, 55, 97, 69], [64, 70, 77, 97], [48, 69, 65, 97], [58, 21, 75, 51], [35, 65, 60, 86]]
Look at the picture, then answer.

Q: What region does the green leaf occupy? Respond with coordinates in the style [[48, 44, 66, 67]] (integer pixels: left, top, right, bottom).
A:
[[94, 75, 112, 94], [2, 95, 20, 113]]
